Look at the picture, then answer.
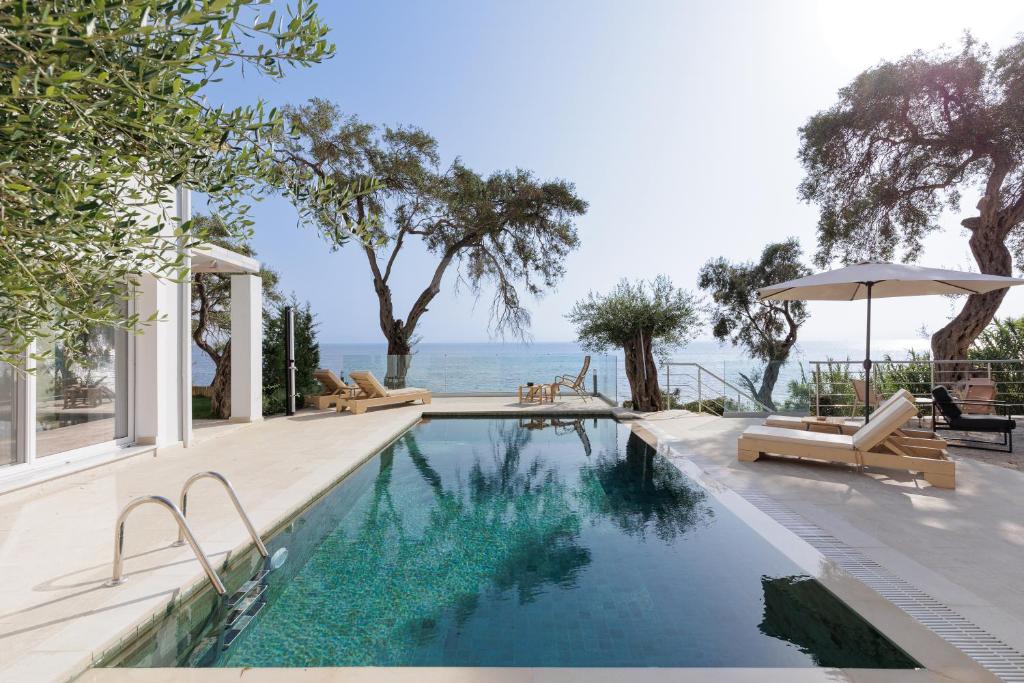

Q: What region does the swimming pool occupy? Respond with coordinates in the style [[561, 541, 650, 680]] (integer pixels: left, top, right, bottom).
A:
[[118, 416, 917, 669]]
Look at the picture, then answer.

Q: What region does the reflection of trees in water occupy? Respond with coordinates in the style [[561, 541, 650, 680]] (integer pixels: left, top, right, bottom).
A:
[[579, 432, 713, 542], [758, 576, 916, 669], [467, 420, 534, 500], [268, 428, 591, 664]]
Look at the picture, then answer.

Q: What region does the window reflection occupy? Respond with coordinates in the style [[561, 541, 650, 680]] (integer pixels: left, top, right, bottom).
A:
[[0, 362, 15, 466], [35, 326, 127, 457]]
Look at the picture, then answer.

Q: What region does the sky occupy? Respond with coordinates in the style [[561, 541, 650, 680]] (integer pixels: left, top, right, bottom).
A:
[[207, 0, 1024, 348]]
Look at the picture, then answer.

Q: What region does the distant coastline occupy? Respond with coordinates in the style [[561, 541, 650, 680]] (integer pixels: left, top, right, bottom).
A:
[[193, 339, 930, 404]]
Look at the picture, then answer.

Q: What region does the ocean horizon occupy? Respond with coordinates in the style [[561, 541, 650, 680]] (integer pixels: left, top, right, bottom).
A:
[[193, 338, 931, 405]]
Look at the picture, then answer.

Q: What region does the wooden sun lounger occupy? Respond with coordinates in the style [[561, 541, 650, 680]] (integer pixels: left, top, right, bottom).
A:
[[763, 389, 945, 448], [311, 369, 361, 410], [739, 396, 955, 489], [336, 370, 431, 415]]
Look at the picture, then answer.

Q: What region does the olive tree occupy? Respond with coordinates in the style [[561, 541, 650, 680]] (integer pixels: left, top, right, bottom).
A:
[[567, 276, 700, 412], [0, 1, 364, 368], [799, 35, 1024, 363], [698, 239, 810, 410], [270, 99, 588, 385]]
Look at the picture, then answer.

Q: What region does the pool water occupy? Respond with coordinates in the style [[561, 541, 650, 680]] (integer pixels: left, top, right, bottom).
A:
[[193, 417, 916, 668]]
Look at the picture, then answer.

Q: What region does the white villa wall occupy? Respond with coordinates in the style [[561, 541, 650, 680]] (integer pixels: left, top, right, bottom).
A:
[[131, 187, 187, 448], [135, 272, 184, 447], [0, 187, 263, 488]]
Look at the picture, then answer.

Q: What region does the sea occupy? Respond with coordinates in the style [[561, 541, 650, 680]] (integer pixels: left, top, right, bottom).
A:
[[193, 339, 928, 406]]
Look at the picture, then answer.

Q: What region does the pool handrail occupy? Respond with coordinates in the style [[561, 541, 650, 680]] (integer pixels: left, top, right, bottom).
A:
[[107, 495, 227, 595], [174, 470, 269, 558]]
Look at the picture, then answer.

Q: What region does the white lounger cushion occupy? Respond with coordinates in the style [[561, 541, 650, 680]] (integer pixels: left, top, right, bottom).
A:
[[744, 397, 918, 453], [739, 426, 853, 450], [764, 389, 915, 429], [850, 397, 918, 451], [386, 387, 431, 397]]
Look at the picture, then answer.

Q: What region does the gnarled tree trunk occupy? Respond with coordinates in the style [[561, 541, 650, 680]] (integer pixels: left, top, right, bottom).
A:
[[755, 360, 784, 411], [384, 324, 413, 389], [209, 344, 231, 419], [623, 332, 662, 412], [931, 206, 1014, 382]]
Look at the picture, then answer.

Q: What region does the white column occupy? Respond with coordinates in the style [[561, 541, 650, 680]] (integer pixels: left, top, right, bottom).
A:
[[177, 187, 193, 447], [230, 274, 262, 423], [135, 274, 181, 446], [18, 345, 36, 465]]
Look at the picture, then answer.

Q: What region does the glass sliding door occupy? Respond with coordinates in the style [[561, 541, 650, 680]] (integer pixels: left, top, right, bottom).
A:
[[0, 362, 15, 466], [35, 325, 129, 458]]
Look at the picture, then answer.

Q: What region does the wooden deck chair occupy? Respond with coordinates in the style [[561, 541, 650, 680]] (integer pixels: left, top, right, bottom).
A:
[[311, 369, 360, 410], [763, 389, 943, 447], [337, 371, 431, 415], [738, 396, 955, 489], [959, 378, 998, 415], [553, 356, 591, 401], [850, 378, 884, 416]]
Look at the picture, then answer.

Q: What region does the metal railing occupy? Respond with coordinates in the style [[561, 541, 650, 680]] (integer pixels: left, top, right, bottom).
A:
[[808, 358, 1024, 417], [107, 495, 227, 595], [174, 471, 269, 558], [661, 362, 773, 415]]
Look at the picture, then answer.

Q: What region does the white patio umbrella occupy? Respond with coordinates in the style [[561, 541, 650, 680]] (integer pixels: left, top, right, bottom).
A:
[[758, 261, 1024, 421]]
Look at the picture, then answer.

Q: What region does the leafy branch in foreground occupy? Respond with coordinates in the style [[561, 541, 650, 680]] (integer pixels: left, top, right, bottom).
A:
[[0, 1, 367, 367]]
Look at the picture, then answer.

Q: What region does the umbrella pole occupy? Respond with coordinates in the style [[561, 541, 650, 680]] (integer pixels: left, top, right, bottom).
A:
[[863, 283, 873, 423]]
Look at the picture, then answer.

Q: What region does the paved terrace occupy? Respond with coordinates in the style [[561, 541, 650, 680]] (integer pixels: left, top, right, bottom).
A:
[[0, 399, 1021, 682], [642, 412, 1024, 661]]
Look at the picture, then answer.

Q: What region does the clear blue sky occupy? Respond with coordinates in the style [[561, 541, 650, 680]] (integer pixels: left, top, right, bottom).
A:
[[207, 0, 1024, 346]]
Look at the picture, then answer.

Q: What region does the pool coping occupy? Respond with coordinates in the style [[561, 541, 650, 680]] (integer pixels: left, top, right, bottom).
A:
[[82, 411, 996, 682]]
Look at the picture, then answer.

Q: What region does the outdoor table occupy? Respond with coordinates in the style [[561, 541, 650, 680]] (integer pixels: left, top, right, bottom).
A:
[[799, 416, 848, 434], [518, 383, 553, 404]]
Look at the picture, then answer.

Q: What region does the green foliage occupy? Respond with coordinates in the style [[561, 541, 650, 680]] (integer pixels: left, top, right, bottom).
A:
[[270, 99, 588, 350], [969, 316, 1024, 410], [698, 239, 810, 361], [806, 360, 856, 417], [875, 350, 933, 397], [798, 34, 1024, 267], [262, 298, 320, 415], [566, 276, 700, 357], [675, 395, 741, 416], [192, 395, 213, 420], [806, 351, 932, 416], [970, 316, 1024, 361], [0, 1, 368, 367]]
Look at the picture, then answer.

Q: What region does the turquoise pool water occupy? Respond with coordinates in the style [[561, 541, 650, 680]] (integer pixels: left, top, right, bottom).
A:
[[186, 417, 916, 668]]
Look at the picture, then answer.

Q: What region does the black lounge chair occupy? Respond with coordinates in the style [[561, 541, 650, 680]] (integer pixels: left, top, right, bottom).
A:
[[931, 386, 1016, 453]]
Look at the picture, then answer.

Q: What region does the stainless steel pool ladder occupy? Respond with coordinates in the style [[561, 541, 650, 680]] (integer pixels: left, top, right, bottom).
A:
[[173, 471, 269, 558], [107, 471, 268, 597], [107, 495, 227, 595]]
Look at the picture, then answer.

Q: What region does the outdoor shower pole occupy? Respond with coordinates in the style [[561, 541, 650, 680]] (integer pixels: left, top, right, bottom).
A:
[[284, 306, 296, 416], [863, 282, 874, 423]]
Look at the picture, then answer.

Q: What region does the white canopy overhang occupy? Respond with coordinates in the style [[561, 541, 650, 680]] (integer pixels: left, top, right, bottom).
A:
[[190, 243, 260, 274]]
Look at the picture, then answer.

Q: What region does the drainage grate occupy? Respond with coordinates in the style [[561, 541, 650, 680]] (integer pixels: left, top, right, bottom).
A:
[[733, 488, 1024, 682]]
